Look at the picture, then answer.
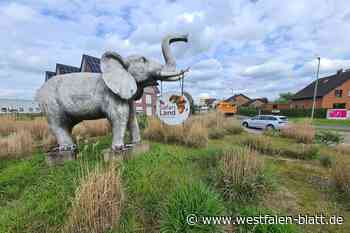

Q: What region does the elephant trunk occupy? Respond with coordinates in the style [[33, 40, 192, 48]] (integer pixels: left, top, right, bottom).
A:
[[158, 34, 188, 81]]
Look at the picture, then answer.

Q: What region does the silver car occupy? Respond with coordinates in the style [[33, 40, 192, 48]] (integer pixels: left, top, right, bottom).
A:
[[242, 115, 288, 130]]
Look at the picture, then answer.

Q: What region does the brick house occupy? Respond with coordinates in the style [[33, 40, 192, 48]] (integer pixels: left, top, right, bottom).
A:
[[291, 69, 350, 110], [226, 94, 251, 107], [242, 98, 268, 108], [44, 54, 159, 116]]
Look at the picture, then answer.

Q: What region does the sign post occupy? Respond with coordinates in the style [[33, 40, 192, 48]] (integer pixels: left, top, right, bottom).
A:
[[157, 92, 190, 125]]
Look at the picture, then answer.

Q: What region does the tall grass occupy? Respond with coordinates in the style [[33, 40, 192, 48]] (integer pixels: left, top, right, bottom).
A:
[[332, 153, 350, 194], [144, 113, 243, 147], [64, 162, 124, 233], [160, 182, 225, 233], [219, 147, 267, 201], [144, 118, 208, 148], [280, 122, 315, 144], [0, 116, 111, 158], [0, 130, 35, 158]]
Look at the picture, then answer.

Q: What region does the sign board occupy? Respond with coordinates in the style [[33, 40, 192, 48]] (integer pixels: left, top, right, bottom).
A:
[[327, 109, 349, 120], [157, 92, 190, 125]]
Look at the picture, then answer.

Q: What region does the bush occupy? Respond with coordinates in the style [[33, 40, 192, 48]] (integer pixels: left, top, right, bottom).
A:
[[319, 154, 333, 168], [137, 113, 148, 130], [160, 182, 225, 233], [209, 128, 226, 139], [315, 130, 344, 146], [64, 162, 124, 233], [280, 122, 315, 144]]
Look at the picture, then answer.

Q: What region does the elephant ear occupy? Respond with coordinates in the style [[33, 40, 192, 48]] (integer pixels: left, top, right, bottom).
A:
[[101, 51, 137, 100]]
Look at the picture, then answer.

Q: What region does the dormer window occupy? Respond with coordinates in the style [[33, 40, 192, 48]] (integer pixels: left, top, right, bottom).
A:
[[335, 89, 343, 97]]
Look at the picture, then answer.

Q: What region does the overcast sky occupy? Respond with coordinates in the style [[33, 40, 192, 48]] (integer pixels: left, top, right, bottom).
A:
[[1, 0, 350, 102]]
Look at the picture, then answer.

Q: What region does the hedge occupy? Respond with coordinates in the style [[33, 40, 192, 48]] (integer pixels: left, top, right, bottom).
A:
[[237, 107, 327, 118]]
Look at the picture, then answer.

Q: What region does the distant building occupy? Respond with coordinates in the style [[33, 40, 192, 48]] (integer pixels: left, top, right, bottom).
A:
[[242, 98, 268, 108], [0, 99, 41, 114], [44, 54, 159, 116], [226, 94, 251, 107], [291, 69, 350, 110]]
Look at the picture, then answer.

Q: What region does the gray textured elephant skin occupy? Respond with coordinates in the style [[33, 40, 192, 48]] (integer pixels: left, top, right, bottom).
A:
[[36, 34, 189, 151]]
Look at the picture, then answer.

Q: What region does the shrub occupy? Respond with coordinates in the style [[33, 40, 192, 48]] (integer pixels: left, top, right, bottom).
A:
[[208, 128, 226, 139], [64, 162, 124, 233], [160, 182, 225, 233], [219, 147, 267, 201], [137, 113, 148, 130], [319, 154, 333, 168], [242, 135, 275, 154], [280, 122, 315, 144], [315, 130, 344, 146], [332, 156, 350, 194]]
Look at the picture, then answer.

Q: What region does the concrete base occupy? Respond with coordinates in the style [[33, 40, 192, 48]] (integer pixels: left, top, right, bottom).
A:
[[46, 150, 76, 166], [103, 143, 150, 162]]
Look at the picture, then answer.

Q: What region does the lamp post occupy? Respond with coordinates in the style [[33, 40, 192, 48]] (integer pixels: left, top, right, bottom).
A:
[[311, 57, 321, 120]]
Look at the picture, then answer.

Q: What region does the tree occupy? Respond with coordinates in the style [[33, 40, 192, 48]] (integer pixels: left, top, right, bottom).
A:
[[274, 92, 294, 103]]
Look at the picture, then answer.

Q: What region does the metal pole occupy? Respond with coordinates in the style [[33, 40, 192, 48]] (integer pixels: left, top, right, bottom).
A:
[[311, 57, 321, 120]]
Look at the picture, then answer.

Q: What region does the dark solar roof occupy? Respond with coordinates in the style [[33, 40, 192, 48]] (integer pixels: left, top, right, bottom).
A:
[[292, 69, 350, 100], [45, 71, 56, 82], [56, 63, 80, 75], [81, 54, 101, 73]]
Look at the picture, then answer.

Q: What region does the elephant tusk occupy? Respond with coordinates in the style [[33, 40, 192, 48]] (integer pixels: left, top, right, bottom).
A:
[[157, 67, 190, 81]]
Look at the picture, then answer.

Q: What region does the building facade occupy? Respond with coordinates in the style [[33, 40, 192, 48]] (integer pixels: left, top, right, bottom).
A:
[[44, 54, 159, 116], [0, 99, 41, 114], [291, 69, 350, 110]]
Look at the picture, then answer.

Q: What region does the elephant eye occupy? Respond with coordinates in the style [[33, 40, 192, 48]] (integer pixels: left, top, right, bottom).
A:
[[140, 57, 147, 63]]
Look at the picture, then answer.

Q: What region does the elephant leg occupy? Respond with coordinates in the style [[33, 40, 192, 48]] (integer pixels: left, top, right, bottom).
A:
[[108, 102, 129, 151], [128, 101, 141, 144], [48, 118, 75, 148]]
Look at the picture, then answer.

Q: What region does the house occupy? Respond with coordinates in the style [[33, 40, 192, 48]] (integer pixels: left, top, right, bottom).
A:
[[225, 94, 251, 107], [263, 103, 291, 112], [291, 69, 350, 110], [242, 98, 268, 108], [0, 99, 41, 114], [44, 54, 159, 116]]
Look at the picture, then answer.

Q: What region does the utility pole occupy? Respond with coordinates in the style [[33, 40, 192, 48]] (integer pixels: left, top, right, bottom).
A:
[[311, 57, 321, 120]]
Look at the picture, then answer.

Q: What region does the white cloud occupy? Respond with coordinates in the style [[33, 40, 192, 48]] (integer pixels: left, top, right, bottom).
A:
[[1, 0, 350, 101]]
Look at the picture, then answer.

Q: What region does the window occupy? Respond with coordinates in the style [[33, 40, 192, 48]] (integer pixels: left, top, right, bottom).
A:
[[29, 107, 33, 112], [335, 89, 343, 97], [19, 107, 24, 112], [1, 107, 7, 113], [333, 103, 346, 109], [146, 106, 152, 116], [146, 95, 152, 104], [348, 90, 350, 97]]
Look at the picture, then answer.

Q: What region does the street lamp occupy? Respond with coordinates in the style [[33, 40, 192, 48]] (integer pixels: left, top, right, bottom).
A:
[[311, 57, 321, 120]]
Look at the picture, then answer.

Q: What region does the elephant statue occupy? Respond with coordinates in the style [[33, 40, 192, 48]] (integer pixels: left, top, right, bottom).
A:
[[36, 34, 189, 153]]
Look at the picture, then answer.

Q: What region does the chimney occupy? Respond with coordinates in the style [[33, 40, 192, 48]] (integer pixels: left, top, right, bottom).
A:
[[337, 69, 343, 76]]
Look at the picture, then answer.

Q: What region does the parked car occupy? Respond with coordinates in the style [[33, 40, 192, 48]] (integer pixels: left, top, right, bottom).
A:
[[242, 115, 288, 130]]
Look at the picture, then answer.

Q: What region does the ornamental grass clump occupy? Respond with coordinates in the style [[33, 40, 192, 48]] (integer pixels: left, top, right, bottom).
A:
[[280, 122, 315, 144], [219, 147, 266, 201], [64, 163, 124, 233], [160, 182, 225, 233], [332, 155, 350, 194]]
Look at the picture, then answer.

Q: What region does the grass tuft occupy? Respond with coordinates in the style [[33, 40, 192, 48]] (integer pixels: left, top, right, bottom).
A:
[[64, 162, 124, 233]]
